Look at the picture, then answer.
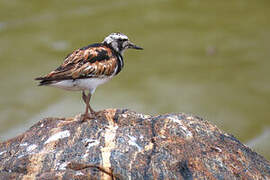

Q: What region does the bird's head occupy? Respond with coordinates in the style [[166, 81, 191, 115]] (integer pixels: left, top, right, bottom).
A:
[[103, 32, 143, 55]]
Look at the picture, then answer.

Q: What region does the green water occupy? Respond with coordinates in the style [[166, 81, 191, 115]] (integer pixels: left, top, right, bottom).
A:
[[0, 0, 270, 159]]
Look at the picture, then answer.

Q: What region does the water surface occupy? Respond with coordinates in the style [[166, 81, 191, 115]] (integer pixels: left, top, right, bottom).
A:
[[0, 0, 269, 159]]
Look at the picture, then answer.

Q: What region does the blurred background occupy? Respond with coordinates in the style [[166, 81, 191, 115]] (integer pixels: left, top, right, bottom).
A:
[[0, 0, 269, 159]]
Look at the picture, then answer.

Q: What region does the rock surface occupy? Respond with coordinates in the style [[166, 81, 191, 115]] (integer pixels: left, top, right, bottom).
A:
[[0, 109, 269, 179]]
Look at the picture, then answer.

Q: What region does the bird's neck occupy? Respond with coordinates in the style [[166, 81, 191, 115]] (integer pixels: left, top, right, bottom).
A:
[[103, 42, 124, 75], [115, 53, 124, 75]]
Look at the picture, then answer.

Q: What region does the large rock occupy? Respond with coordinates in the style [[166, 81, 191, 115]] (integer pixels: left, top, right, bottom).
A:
[[0, 109, 269, 179]]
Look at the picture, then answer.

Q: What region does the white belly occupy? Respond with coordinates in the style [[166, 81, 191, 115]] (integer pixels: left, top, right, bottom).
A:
[[49, 78, 111, 92]]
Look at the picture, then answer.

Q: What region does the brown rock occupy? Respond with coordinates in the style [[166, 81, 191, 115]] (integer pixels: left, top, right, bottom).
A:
[[0, 109, 269, 179]]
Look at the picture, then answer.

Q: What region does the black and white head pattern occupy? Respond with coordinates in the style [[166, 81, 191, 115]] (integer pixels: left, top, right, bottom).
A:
[[103, 33, 130, 55]]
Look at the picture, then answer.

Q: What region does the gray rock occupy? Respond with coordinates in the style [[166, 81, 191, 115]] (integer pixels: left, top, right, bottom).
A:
[[0, 109, 269, 179]]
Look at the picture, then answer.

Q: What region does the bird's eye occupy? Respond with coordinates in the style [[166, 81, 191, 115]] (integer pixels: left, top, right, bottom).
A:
[[119, 39, 127, 42]]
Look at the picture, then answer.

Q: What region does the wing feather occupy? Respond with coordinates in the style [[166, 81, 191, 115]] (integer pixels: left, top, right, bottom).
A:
[[35, 45, 118, 85]]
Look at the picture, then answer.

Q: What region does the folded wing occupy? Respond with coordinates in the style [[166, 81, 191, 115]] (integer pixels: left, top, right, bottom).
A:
[[35, 45, 118, 86]]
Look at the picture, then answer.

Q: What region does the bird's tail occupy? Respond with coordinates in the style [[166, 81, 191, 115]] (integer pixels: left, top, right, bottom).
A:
[[35, 77, 53, 86]]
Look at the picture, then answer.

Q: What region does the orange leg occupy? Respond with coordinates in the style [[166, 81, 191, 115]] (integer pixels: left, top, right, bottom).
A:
[[82, 91, 96, 121]]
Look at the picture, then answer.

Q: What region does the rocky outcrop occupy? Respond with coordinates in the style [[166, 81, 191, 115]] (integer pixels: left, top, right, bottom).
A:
[[0, 109, 269, 179]]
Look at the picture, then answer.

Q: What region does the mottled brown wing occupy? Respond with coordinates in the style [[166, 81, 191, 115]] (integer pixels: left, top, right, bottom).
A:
[[35, 45, 118, 85]]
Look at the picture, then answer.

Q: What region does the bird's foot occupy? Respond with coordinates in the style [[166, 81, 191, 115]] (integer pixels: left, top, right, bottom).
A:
[[81, 113, 95, 122], [81, 111, 106, 122], [92, 110, 105, 118], [81, 111, 102, 122]]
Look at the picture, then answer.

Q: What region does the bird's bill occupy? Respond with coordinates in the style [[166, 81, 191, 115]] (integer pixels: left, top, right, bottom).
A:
[[128, 42, 143, 50]]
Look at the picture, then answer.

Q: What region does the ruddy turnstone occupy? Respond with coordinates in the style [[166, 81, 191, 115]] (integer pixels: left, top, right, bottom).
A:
[[35, 32, 143, 121]]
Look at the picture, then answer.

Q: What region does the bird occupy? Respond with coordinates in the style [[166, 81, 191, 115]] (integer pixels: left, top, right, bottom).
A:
[[35, 32, 143, 121]]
